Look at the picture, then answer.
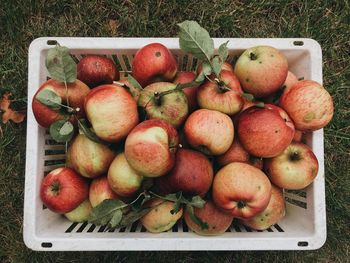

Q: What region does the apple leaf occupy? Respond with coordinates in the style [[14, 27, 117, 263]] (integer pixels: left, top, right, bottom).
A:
[[88, 199, 127, 226], [77, 118, 110, 146], [49, 120, 74, 143], [255, 102, 265, 108], [109, 209, 123, 228], [118, 208, 150, 228], [35, 89, 62, 109], [46, 45, 77, 83], [188, 195, 206, 208], [127, 74, 143, 90], [178, 20, 214, 63], [218, 41, 229, 63], [195, 61, 212, 83], [211, 56, 222, 77], [185, 204, 209, 230], [242, 93, 255, 102]]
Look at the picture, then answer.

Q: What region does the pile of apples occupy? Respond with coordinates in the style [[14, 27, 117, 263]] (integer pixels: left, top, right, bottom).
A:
[[33, 40, 334, 235]]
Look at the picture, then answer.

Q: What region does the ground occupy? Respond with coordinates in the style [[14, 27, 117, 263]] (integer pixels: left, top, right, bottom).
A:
[[0, 0, 349, 262]]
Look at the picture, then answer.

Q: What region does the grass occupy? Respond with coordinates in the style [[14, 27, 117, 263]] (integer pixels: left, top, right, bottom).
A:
[[0, 0, 349, 262]]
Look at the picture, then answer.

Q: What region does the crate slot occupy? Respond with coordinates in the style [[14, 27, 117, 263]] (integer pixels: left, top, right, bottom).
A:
[[186, 54, 194, 71], [44, 159, 65, 166], [116, 54, 128, 71], [273, 224, 284, 232], [44, 164, 65, 172], [76, 222, 88, 233], [87, 224, 96, 233], [65, 222, 78, 233], [181, 55, 188, 71], [111, 55, 123, 71], [122, 54, 131, 71], [44, 154, 66, 160], [285, 197, 307, 209], [285, 189, 307, 198]]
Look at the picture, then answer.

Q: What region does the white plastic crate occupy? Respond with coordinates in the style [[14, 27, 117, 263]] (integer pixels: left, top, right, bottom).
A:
[[24, 37, 326, 251]]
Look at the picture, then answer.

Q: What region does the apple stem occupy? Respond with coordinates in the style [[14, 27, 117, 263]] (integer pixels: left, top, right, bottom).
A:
[[214, 78, 231, 93], [154, 91, 162, 106], [249, 52, 257, 60]]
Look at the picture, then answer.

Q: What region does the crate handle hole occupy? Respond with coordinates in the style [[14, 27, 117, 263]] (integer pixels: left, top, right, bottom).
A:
[[41, 242, 52, 248], [47, 40, 58, 46], [298, 241, 308, 247], [293, 41, 304, 46]]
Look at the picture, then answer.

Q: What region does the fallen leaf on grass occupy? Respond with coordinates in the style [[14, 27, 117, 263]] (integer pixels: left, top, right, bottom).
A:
[[0, 93, 26, 124], [107, 19, 118, 35]]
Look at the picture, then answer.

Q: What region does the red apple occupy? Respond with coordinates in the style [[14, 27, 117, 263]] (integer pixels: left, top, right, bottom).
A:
[[32, 79, 90, 128], [40, 167, 89, 214], [107, 152, 143, 197], [212, 162, 272, 219], [138, 82, 188, 128], [155, 148, 213, 197], [264, 142, 319, 190], [124, 119, 179, 177], [66, 134, 116, 178], [293, 129, 304, 143], [64, 199, 92, 222], [184, 109, 234, 155], [197, 70, 244, 115], [279, 80, 334, 131], [89, 176, 119, 207], [184, 200, 233, 235], [217, 137, 263, 169], [234, 45, 288, 98], [77, 55, 120, 88], [238, 104, 295, 158], [84, 84, 139, 142], [132, 43, 177, 87], [241, 185, 285, 230], [174, 71, 198, 112]]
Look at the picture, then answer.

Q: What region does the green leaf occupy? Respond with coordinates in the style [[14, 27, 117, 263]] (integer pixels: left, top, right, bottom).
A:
[[88, 199, 127, 225], [119, 208, 151, 228], [77, 119, 110, 146], [195, 61, 212, 83], [49, 120, 74, 143], [178, 20, 214, 62], [255, 102, 265, 108], [185, 204, 209, 230], [109, 209, 123, 228], [170, 192, 183, 214], [35, 89, 62, 109], [242, 93, 255, 102], [211, 56, 222, 77], [188, 195, 206, 208], [128, 74, 143, 90], [46, 45, 77, 83], [218, 41, 229, 63]]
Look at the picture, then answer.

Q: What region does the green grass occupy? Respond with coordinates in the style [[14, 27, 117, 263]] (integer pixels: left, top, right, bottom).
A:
[[1, 0, 349, 262]]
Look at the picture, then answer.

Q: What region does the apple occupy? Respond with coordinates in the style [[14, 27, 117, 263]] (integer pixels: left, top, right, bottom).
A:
[[217, 137, 263, 169], [40, 167, 89, 214], [184, 109, 234, 155], [197, 70, 244, 115], [155, 148, 213, 197], [107, 152, 143, 197], [262, 71, 299, 104], [234, 45, 288, 98], [124, 119, 179, 177], [174, 71, 198, 112], [89, 176, 119, 207], [293, 129, 304, 143], [132, 43, 177, 87], [212, 162, 272, 219], [66, 134, 115, 178], [32, 79, 90, 128], [264, 142, 319, 190], [241, 185, 285, 230], [138, 82, 188, 128], [237, 104, 295, 158], [140, 198, 183, 233], [184, 200, 233, 235], [279, 80, 334, 131], [77, 55, 120, 88], [115, 79, 141, 101], [64, 199, 92, 222], [84, 84, 139, 142]]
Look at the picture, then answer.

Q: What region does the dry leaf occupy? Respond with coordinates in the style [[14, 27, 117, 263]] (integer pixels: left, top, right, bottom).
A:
[[0, 92, 26, 124], [107, 19, 118, 35]]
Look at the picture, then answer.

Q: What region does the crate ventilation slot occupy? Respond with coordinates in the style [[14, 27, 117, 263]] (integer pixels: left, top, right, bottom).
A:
[[64, 219, 285, 234], [284, 189, 307, 209]]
